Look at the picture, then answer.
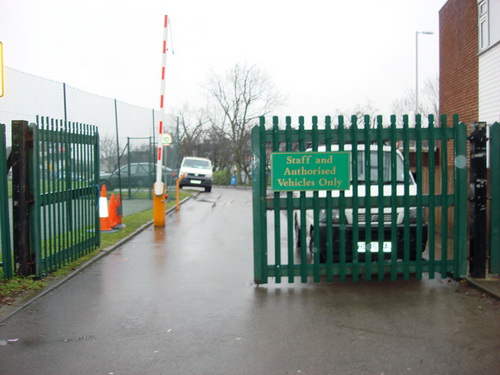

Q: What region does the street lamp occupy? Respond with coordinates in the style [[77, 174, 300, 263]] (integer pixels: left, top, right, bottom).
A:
[[415, 31, 434, 114]]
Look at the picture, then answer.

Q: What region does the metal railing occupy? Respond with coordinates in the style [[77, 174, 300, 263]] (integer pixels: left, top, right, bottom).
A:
[[2, 118, 100, 279], [32, 117, 100, 277]]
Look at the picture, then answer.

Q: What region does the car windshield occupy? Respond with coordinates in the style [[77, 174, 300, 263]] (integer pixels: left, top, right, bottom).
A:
[[353, 151, 406, 184], [183, 159, 211, 169]]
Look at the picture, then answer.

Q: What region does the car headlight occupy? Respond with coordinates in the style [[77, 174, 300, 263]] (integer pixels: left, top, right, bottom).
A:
[[319, 209, 340, 224]]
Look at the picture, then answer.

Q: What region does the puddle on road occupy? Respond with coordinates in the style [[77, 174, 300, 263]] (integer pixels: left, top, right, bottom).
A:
[[193, 192, 222, 206]]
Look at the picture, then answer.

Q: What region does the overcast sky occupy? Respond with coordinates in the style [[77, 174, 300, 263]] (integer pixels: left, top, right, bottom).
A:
[[1, 0, 447, 121]]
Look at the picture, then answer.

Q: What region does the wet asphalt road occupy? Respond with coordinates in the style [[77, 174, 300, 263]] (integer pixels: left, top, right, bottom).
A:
[[1, 187, 499, 375]]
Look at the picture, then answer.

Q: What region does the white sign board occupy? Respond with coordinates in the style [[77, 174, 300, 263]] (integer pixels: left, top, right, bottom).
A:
[[162, 132, 173, 146]]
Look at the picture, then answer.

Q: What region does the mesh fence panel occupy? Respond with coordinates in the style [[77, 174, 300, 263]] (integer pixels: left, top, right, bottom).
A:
[[0, 67, 179, 144], [1, 67, 179, 213], [0, 68, 65, 135]]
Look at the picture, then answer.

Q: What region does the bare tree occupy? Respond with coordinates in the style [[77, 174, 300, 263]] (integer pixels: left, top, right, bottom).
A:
[[390, 88, 416, 124], [334, 101, 380, 127], [174, 104, 210, 158], [203, 125, 232, 171], [206, 63, 284, 183], [391, 75, 439, 122], [422, 76, 439, 117], [100, 137, 118, 172]]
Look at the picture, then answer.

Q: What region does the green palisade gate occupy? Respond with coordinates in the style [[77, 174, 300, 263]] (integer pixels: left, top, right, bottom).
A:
[[1, 119, 100, 279], [31, 117, 100, 278], [252, 115, 468, 284]]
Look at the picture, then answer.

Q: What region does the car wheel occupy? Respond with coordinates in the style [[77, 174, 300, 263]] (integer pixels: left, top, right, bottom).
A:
[[205, 186, 212, 192], [309, 228, 327, 263]]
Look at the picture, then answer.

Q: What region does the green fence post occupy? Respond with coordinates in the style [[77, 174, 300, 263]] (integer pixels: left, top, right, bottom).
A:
[[298, 117, 308, 282], [363, 115, 373, 281], [0, 123, 13, 278], [389, 115, 398, 281], [325, 116, 334, 282], [351, 116, 360, 281], [336, 116, 346, 281], [440, 115, 449, 278], [415, 115, 423, 279], [285, 117, 295, 283], [490, 123, 500, 273], [402, 115, 411, 280], [95, 127, 101, 248], [376, 115, 385, 280], [252, 120, 265, 284], [272, 117, 281, 283], [311, 116, 320, 282], [428, 115, 436, 278], [454, 118, 468, 277]]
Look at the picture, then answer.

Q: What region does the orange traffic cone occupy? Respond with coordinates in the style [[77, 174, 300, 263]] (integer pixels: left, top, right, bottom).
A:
[[108, 193, 119, 229], [115, 194, 125, 228], [99, 185, 117, 233]]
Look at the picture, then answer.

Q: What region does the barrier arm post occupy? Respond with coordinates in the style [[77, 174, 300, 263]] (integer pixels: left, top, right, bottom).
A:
[[153, 15, 169, 227], [176, 174, 185, 211]]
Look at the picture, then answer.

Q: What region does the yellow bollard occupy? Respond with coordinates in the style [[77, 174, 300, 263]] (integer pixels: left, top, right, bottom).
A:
[[176, 174, 185, 211], [153, 182, 166, 227]]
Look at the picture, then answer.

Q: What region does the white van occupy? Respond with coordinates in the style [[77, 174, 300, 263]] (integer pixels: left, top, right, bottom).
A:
[[295, 144, 428, 262], [179, 156, 213, 192]]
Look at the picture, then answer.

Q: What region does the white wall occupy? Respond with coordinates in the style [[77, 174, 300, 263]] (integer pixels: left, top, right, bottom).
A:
[[479, 43, 500, 124]]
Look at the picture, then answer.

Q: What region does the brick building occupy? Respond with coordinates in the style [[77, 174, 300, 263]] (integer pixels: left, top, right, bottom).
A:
[[439, 0, 500, 126], [436, 0, 499, 234]]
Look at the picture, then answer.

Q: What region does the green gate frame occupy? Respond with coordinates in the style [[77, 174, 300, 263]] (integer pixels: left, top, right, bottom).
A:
[[490, 123, 500, 273], [252, 115, 468, 284]]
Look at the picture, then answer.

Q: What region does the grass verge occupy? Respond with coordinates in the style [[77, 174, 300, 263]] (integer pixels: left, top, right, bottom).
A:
[[0, 191, 192, 309]]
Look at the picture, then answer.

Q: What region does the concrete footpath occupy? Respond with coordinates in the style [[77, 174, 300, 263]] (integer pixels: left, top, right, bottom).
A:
[[0, 187, 499, 375], [465, 274, 500, 300]]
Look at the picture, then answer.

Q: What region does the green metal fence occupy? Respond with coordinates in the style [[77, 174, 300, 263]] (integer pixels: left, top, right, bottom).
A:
[[1, 118, 100, 279], [30, 117, 100, 277], [252, 115, 468, 284], [0, 123, 13, 278]]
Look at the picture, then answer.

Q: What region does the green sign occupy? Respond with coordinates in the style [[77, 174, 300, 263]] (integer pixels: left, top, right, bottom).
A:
[[271, 152, 350, 191]]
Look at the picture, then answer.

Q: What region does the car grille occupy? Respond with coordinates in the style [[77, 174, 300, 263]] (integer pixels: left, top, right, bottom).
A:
[[358, 213, 393, 224], [187, 173, 206, 177]]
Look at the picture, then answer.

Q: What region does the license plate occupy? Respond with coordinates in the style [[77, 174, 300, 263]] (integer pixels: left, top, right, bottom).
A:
[[191, 180, 201, 184], [357, 242, 392, 253]]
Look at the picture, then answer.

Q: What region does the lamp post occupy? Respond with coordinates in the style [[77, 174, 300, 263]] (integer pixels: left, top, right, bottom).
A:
[[415, 31, 434, 114]]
